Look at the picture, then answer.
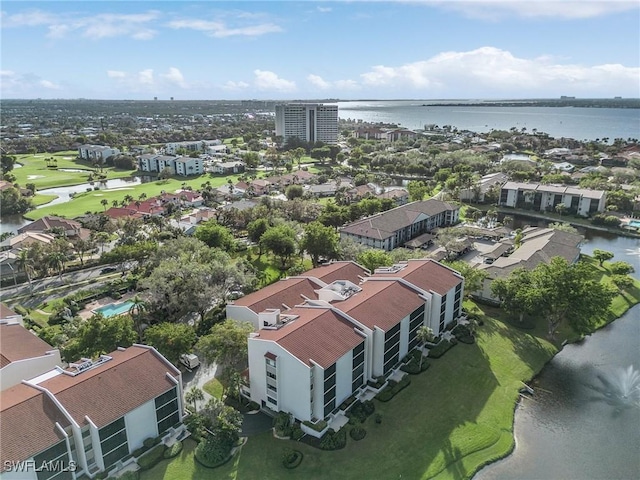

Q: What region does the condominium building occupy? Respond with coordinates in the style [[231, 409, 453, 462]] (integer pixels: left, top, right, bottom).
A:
[[275, 103, 338, 145], [227, 260, 464, 426], [339, 199, 460, 251], [0, 342, 183, 479], [137, 154, 203, 177], [499, 182, 606, 217]]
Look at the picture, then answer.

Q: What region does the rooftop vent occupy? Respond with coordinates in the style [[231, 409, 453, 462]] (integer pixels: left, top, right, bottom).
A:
[[66, 355, 112, 375]]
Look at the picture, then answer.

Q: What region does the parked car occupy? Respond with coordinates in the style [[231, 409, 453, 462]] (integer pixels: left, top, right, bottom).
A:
[[180, 354, 200, 370]]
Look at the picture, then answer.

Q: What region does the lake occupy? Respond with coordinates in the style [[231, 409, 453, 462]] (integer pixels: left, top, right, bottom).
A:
[[474, 230, 640, 480], [338, 101, 640, 141]]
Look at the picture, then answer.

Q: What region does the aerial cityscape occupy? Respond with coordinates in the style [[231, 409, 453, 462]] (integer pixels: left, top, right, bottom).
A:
[[1, 2, 639, 480]]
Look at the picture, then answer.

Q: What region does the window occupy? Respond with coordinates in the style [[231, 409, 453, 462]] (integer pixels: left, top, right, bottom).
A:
[[33, 440, 72, 480], [155, 387, 180, 435], [99, 417, 128, 471]]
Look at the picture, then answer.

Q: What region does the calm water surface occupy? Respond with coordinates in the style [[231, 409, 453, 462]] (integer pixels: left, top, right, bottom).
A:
[[338, 101, 640, 141], [475, 233, 640, 480]]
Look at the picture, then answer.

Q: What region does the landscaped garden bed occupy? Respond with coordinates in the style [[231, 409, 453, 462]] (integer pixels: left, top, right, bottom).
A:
[[427, 337, 458, 358]]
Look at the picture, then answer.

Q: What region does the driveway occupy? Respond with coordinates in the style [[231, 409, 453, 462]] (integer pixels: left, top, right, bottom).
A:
[[182, 361, 217, 409]]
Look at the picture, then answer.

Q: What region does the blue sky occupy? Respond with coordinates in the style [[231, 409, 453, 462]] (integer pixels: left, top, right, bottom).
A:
[[1, 1, 639, 100]]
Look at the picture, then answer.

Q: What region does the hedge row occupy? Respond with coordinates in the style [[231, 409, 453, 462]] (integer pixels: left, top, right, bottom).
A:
[[427, 338, 458, 358], [137, 444, 166, 471], [375, 375, 411, 402]]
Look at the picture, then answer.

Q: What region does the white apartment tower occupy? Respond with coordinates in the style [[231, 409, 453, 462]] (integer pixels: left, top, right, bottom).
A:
[[275, 103, 339, 145]]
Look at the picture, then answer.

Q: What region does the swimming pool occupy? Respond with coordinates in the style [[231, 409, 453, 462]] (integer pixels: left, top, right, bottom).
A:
[[628, 220, 640, 228], [94, 300, 134, 318]]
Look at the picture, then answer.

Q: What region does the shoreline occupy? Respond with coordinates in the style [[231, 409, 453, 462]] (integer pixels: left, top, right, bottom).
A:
[[470, 263, 640, 480]]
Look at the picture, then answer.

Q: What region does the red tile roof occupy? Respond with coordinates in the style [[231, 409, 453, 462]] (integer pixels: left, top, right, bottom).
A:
[[336, 280, 425, 331], [303, 261, 369, 285], [374, 259, 463, 295], [232, 277, 321, 313], [0, 323, 56, 368], [0, 383, 70, 467], [0, 303, 19, 319], [256, 307, 365, 368], [38, 346, 179, 428]]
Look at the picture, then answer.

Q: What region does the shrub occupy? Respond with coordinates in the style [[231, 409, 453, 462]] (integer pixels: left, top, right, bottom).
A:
[[137, 444, 166, 471], [375, 376, 411, 402], [281, 448, 303, 469], [194, 427, 236, 468], [346, 400, 375, 424], [374, 413, 383, 424], [163, 441, 183, 459], [350, 427, 367, 441], [320, 428, 347, 451], [291, 424, 304, 441], [142, 437, 156, 449], [132, 446, 148, 458], [117, 471, 139, 480], [273, 412, 292, 437], [302, 419, 327, 432], [428, 339, 456, 358]]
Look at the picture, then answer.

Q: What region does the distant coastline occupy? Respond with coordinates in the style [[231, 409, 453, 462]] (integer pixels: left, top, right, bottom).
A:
[[341, 98, 640, 109]]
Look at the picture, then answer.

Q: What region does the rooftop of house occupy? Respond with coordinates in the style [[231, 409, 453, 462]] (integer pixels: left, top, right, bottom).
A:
[[0, 383, 71, 467], [372, 259, 463, 296], [479, 227, 583, 277], [0, 231, 55, 249], [302, 261, 370, 285], [231, 277, 323, 313], [254, 307, 365, 368], [0, 322, 57, 369], [17, 216, 81, 234], [0, 345, 179, 467], [340, 199, 458, 240], [0, 303, 19, 320], [501, 182, 606, 199], [335, 279, 426, 331]]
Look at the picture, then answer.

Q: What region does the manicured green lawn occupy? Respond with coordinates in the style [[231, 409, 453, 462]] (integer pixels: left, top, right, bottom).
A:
[[203, 378, 224, 399], [143, 305, 559, 480], [140, 277, 639, 480], [13, 151, 136, 190], [24, 174, 242, 220]]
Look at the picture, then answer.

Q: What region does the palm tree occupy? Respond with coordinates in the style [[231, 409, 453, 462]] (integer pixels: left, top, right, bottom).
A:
[[185, 386, 205, 413], [47, 251, 66, 281], [101, 199, 108, 211], [16, 249, 34, 290], [416, 326, 435, 370], [128, 295, 147, 340]]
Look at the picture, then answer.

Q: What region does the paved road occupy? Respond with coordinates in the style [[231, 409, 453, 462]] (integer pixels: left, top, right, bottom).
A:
[[0, 263, 121, 305], [182, 361, 217, 409]]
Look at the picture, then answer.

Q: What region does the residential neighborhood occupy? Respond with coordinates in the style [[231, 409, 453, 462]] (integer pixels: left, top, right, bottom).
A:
[[0, 98, 638, 480]]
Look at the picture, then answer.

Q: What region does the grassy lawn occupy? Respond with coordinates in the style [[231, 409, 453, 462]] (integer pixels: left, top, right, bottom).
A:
[[143, 305, 559, 480], [24, 174, 242, 220], [13, 151, 137, 190], [203, 378, 224, 399], [140, 277, 639, 480]]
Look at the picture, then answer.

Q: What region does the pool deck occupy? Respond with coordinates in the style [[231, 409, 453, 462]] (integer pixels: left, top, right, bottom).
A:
[[79, 292, 136, 320]]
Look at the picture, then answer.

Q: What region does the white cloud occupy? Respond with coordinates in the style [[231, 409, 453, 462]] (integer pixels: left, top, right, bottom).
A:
[[223, 80, 250, 90], [0, 70, 64, 96], [1, 9, 160, 40], [422, 0, 639, 20], [317, 6, 333, 13], [39, 80, 61, 90], [359, 47, 640, 95], [167, 19, 282, 37], [137, 69, 155, 86], [253, 70, 296, 92], [307, 74, 361, 91], [307, 74, 331, 89], [106, 67, 190, 92], [160, 67, 187, 88]]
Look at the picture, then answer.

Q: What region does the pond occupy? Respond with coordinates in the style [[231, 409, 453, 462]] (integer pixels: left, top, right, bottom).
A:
[[474, 230, 640, 480]]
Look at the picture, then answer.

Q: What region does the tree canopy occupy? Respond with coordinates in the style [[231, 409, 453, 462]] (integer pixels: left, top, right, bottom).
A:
[[144, 322, 196, 365], [300, 221, 339, 267], [196, 320, 254, 374], [194, 220, 236, 251], [260, 224, 298, 269], [356, 249, 393, 273], [492, 257, 617, 338]]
